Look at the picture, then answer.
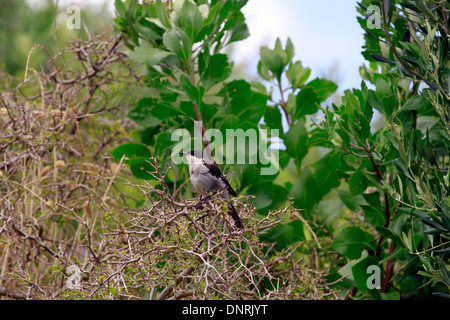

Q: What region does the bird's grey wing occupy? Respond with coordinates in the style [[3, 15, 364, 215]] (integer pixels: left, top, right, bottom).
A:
[[202, 161, 237, 197]]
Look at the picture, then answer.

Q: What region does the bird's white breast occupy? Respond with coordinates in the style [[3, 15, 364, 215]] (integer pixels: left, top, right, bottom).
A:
[[185, 155, 227, 196]]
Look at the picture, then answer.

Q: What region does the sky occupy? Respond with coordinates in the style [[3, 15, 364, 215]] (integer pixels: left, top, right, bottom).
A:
[[233, 0, 366, 92]]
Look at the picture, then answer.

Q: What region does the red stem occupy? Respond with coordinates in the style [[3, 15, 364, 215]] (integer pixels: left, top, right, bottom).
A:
[[381, 242, 395, 292]]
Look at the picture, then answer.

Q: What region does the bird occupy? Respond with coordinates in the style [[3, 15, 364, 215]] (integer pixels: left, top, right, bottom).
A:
[[180, 149, 243, 229]]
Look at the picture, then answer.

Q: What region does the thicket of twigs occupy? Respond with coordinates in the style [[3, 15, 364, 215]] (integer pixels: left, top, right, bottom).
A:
[[0, 35, 336, 300]]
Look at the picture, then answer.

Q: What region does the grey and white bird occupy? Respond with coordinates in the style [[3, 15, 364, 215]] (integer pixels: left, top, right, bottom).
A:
[[180, 149, 243, 229]]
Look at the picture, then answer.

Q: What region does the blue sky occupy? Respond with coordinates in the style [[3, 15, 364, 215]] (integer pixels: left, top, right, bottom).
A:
[[232, 0, 366, 92]]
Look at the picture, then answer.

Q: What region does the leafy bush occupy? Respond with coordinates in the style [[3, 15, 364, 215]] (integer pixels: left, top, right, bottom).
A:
[[321, 0, 449, 299], [114, 0, 449, 300]]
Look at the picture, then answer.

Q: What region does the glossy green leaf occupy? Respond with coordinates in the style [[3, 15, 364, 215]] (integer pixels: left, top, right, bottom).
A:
[[128, 98, 162, 127], [127, 47, 174, 66], [295, 86, 320, 119], [306, 78, 338, 102], [155, 131, 177, 155], [198, 53, 232, 90], [264, 105, 284, 136], [348, 169, 368, 196], [438, 257, 450, 286], [155, 0, 171, 28], [400, 95, 430, 112], [177, 0, 203, 42], [375, 226, 403, 245], [115, 0, 126, 17], [284, 119, 308, 164], [352, 256, 381, 294], [112, 143, 151, 161], [129, 157, 154, 180], [163, 28, 191, 65], [314, 152, 341, 195], [290, 167, 322, 213], [333, 226, 373, 259], [247, 181, 288, 214], [286, 61, 311, 89], [258, 46, 285, 81]]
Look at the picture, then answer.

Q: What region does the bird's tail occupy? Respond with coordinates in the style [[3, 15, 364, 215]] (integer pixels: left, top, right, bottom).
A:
[[227, 201, 243, 229]]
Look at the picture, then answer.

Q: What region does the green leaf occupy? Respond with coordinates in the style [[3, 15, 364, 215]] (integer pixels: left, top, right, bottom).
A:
[[400, 95, 430, 112], [307, 128, 333, 147], [360, 205, 385, 226], [290, 167, 322, 213], [178, 0, 203, 42], [314, 152, 341, 195], [352, 256, 381, 295], [333, 226, 373, 259], [295, 86, 320, 119], [128, 98, 162, 127], [375, 226, 402, 246], [284, 119, 308, 164], [367, 90, 385, 115], [127, 47, 175, 66], [306, 78, 338, 102], [199, 53, 232, 90], [180, 73, 204, 104], [247, 181, 288, 214], [264, 106, 284, 136], [228, 21, 250, 44], [129, 98, 185, 124], [259, 224, 294, 250], [155, 0, 171, 28], [336, 190, 362, 211], [219, 114, 240, 133], [421, 218, 446, 232], [163, 28, 191, 65], [348, 169, 368, 196], [287, 61, 311, 90], [393, 159, 414, 180], [258, 46, 286, 81], [335, 128, 350, 146], [129, 157, 154, 180], [115, 0, 126, 17], [151, 103, 186, 120], [112, 143, 151, 161], [199, 103, 218, 125], [438, 257, 450, 286], [154, 131, 177, 155], [221, 80, 268, 124], [294, 78, 337, 119]]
